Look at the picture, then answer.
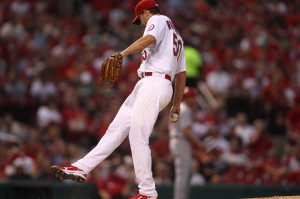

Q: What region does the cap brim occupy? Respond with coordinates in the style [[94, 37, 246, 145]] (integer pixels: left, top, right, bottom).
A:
[[132, 15, 141, 25]]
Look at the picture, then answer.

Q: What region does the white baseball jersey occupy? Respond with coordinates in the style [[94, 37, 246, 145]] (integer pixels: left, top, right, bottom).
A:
[[138, 15, 186, 81]]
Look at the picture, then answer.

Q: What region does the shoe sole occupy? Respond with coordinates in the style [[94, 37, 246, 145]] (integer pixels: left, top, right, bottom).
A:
[[50, 167, 86, 183]]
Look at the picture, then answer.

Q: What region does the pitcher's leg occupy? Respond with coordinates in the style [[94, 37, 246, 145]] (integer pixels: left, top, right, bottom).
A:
[[129, 81, 172, 197], [72, 106, 131, 173], [129, 106, 158, 196]]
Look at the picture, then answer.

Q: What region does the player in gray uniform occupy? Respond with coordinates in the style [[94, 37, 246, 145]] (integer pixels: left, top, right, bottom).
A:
[[169, 87, 204, 199]]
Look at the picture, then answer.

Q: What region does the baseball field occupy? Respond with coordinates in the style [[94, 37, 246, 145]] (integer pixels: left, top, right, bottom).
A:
[[244, 196, 300, 199]]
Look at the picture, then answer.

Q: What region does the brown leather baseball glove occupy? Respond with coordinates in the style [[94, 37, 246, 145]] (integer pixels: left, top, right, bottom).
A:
[[99, 53, 123, 87]]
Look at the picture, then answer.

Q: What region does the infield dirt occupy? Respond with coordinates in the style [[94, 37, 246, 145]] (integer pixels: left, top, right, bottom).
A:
[[243, 196, 300, 199]]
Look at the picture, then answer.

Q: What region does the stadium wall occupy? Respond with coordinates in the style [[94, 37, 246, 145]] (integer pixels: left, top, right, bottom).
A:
[[1, 181, 300, 199]]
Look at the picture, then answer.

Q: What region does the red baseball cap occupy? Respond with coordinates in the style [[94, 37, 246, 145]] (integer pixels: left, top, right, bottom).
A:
[[132, 0, 159, 25], [183, 87, 198, 99]]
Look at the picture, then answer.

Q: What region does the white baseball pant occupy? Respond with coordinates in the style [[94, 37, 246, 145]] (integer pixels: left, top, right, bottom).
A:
[[72, 74, 173, 197]]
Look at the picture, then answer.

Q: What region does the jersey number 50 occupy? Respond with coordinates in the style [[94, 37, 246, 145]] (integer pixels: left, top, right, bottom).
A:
[[173, 33, 182, 60]]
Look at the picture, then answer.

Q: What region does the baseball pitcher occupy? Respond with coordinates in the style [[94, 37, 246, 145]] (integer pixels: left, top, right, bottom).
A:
[[50, 1, 186, 198]]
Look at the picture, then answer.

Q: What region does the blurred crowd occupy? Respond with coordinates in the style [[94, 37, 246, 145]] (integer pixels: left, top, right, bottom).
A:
[[1, 0, 300, 198]]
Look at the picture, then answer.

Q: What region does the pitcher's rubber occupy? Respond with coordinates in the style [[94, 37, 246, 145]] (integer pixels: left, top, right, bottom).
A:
[[243, 196, 300, 199]]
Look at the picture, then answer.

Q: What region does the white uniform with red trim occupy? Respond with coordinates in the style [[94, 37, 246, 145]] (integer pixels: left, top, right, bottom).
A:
[[138, 15, 185, 80], [72, 15, 186, 197]]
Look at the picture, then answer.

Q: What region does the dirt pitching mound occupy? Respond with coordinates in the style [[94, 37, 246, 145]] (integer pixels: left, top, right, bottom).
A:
[[244, 196, 300, 199]]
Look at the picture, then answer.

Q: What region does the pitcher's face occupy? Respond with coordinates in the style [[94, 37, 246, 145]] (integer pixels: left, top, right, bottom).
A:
[[139, 12, 146, 27]]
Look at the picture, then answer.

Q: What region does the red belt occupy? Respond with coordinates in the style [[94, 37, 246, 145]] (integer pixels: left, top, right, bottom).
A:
[[143, 72, 171, 82]]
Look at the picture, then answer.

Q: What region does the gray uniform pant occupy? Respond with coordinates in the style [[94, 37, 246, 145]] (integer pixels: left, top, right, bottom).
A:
[[170, 138, 193, 199]]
